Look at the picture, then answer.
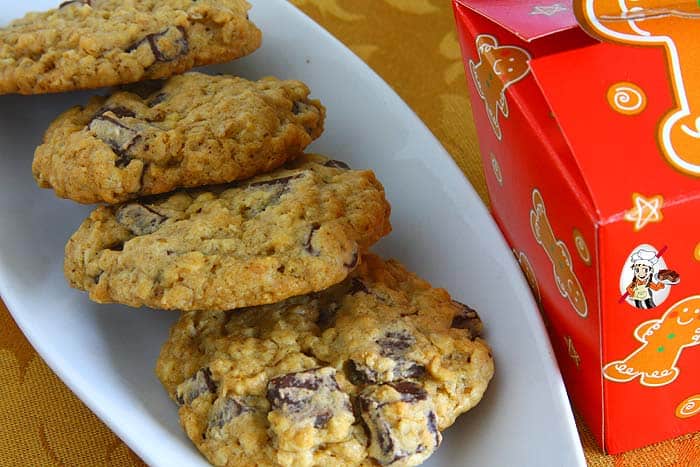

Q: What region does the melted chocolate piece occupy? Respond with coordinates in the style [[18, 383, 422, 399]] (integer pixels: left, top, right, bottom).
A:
[[248, 173, 303, 189], [304, 223, 321, 255], [115, 203, 167, 236], [359, 383, 440, 465], [389, 381, 427, 403], [373, 330, 427, 382], [450, 301, 483, 339], [314, 411, 333, 429], [126, 26, 189, 63], [147, 93, 167, 107], [267, 368, 351, 428], [121, 79, 165, 99], [345, 359, 377, 386], [175, 368, 217, 406], [316, 302, 339, 329], [291, 101, 304, 115], [267, 368, 331, 408], [96, 106, 136, 119], [207, 396, 250, 430], [348, 278, 370, 295], [344, 250, 359, 269], [427, 411, 441, 448], [377, 330, 414, 358], [324, 159, 351, 169], [88, 113, 140, 167], [59, 0, 90, 7]]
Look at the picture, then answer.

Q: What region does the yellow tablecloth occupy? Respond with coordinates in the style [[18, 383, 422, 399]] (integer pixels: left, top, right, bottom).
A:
[[3, 1, 700, 466]]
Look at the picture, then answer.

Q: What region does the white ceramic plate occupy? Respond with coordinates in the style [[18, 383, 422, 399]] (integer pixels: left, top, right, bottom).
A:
[[0, 2, 585, 466]]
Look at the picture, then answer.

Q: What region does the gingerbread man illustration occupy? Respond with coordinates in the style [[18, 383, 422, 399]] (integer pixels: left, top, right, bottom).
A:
[[575, 0, 700, 175], [604, 295, 700, 387], [469, 34, 531, 140], [530, 189, 588, 318]]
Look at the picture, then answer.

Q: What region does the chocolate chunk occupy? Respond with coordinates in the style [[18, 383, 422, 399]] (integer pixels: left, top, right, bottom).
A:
[[402, 363, 427, 380], [267, 367, 351, 428], [107, 242, 124, 252], [121, 79, 165, 99], [344, 250, 359, 269], [59, 0, 90, 7], [115, 203, 167, 236], [242, 174, 304, 218], [377, 330, 414, 358], [292, 101, 312, 115], [345, 359, 377, 386], [348, 278, 369, 295], [248, 173, 303, 189], [450, 301, 483, 339], [345, 358, 424, 385], [375, 421, 397, 463], [324, 159, 351, 169], [207, 396, 250, 430], [267, 368, 334, 408], [304, 223, 321, 255], [389, 381, 427, 403], [95, 106, 136, 119], [314, 411, 333, 429], [126, 26, 189, 63], [360, 383, 441, 465], [244, 174, 304, 216], [373, 330, 427, 382], [147, 93, 167, 107], [427, 411, 441, 448], [88, 114, 140, 167], [175, 368, 217, 406], [316, 302, 339, 329]]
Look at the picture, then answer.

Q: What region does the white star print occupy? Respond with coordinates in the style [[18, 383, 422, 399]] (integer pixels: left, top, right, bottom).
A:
[[624, 193, 664, 231], [530, 3, 569, 16]]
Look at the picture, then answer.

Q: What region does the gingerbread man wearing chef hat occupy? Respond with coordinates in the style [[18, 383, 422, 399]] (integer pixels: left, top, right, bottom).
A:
[[626, 248, 680, 309]]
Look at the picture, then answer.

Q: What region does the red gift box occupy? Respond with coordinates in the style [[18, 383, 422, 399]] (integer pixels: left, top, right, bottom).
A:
[[453, 0, 700, 454]]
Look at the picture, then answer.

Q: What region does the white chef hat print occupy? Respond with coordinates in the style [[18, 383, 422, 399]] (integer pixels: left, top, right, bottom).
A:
[[631, 248, 658, 268]]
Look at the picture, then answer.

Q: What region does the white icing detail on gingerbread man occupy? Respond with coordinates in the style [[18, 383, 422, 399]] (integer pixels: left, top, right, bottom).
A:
[[530, 189, 588, 317], [469, 35, 531, 141], [576, 0, 700, 175], [603, 296, 700, 387]]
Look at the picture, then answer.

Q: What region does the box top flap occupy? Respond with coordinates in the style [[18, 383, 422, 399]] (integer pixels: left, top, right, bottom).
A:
[[455, 0, 579, 41], [531, 41, 700, 222]]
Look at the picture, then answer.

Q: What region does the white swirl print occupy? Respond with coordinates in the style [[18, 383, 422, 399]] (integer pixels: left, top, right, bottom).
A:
[[676, 395, 700, 419], [607, 82, 647, 116], [572, 228, 591, 266]]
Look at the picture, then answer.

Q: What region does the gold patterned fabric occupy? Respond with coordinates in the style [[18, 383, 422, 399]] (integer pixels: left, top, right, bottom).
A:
[[1, 1, 699, 466]]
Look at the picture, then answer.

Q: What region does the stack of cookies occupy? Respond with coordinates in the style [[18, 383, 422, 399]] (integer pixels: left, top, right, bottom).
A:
[[3, 1, 494, 466]]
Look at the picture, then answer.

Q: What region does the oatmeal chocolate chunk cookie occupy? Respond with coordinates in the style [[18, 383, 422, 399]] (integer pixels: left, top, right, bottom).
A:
[[64, 155, 391, 311], [0, 0, 261, 95], [156, 254, 494, 466], [33, 73, 325, 204]]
